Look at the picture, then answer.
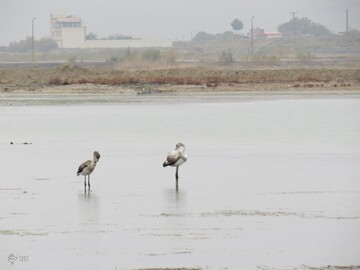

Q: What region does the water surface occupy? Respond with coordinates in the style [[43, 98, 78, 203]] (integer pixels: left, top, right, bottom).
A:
[[1, 94, 360, 269]]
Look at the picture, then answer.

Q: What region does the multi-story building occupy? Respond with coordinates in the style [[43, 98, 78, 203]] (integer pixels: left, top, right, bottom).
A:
[[50, 14, 83, 48], [50, 14, 172, 49]]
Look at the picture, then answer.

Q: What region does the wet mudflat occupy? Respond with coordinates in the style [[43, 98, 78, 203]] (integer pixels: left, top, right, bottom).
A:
[[0, 93, 360, 270]]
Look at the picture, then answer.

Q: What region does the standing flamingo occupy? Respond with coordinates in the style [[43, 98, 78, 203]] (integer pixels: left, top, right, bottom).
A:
[[163, 143, 187, 187], [77, 151, 101, 192]]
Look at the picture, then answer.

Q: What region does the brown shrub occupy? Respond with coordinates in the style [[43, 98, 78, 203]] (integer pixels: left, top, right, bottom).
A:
[[49, 77, 62, 85]]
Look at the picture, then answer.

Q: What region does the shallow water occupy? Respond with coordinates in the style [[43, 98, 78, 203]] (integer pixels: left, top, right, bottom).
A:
[[1, 94, 360, 269]]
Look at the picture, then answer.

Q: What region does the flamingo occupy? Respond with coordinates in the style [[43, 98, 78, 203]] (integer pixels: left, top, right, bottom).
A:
[[77, 151, 101, 192], [163, 143, 187, 187]]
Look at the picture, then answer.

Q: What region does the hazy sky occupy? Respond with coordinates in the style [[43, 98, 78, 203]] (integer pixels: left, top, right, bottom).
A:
[[1, 0, 359, 46]]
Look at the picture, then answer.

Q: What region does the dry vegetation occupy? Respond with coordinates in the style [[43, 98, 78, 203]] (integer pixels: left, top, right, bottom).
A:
[[1, 64, 359, 93]]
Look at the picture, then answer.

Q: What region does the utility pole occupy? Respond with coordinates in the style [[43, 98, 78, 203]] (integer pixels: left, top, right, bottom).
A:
[[32, 17, 36, 63], [345, 8, 349, 34], [251, 16, 254, 60], [290, 11, 297, 45]]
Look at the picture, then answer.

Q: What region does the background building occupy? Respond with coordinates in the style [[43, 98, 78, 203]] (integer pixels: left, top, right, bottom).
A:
[[50, 14, 83, 48], [253, 28, 283, 39], [50, 14, 172, 49]]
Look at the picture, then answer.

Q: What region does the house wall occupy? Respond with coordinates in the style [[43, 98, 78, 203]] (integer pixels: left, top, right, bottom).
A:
[[61, 27, 86, 48]]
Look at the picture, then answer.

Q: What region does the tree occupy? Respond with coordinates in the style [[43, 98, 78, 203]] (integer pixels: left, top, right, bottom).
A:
[[142, 49, 161, 62], [193, 31, 216, 41], [9, 37, 32, 52], [193, 31, 237, 41], [278, 17, 331, 36], [9, 37, 58, 52], [219, 50, 234, 64], [36, 37, 58, 51], [231, 18, 244, 33], [86, 32, 97, 40]]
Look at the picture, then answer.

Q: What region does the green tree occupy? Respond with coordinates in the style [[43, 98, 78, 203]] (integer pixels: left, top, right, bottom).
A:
[[36, 37, 58, 51], [86, 32, 97, 40], [9, 37, 58, 52], [278, 17, 331, 36], [193, 31, 216, 41], [142, 49, 161, 62], [9, 37, 32, 52], [219, 50, 234, 64], [193, 31, 237, 41], [231, 18, 244, 33]]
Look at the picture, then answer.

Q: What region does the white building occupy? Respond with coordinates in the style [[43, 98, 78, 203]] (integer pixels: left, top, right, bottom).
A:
[[50, 14, 172, 49], [50, 14, 83, 47]]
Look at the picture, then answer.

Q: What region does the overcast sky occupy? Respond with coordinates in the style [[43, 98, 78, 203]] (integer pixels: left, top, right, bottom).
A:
[[0, 0, 359, 46]]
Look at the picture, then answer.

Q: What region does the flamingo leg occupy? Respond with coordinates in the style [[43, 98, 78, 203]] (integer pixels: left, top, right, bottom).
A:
[[84, 176, 87, 193], [175, 166, 179, 187]]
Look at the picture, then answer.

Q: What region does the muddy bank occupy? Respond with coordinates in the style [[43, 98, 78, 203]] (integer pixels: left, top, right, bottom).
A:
[[0, 66, 359, 93]]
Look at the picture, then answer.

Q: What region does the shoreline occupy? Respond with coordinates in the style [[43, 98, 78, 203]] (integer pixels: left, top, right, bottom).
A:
[[1, 87, 360, 106], [1, 66, 360, 105]]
